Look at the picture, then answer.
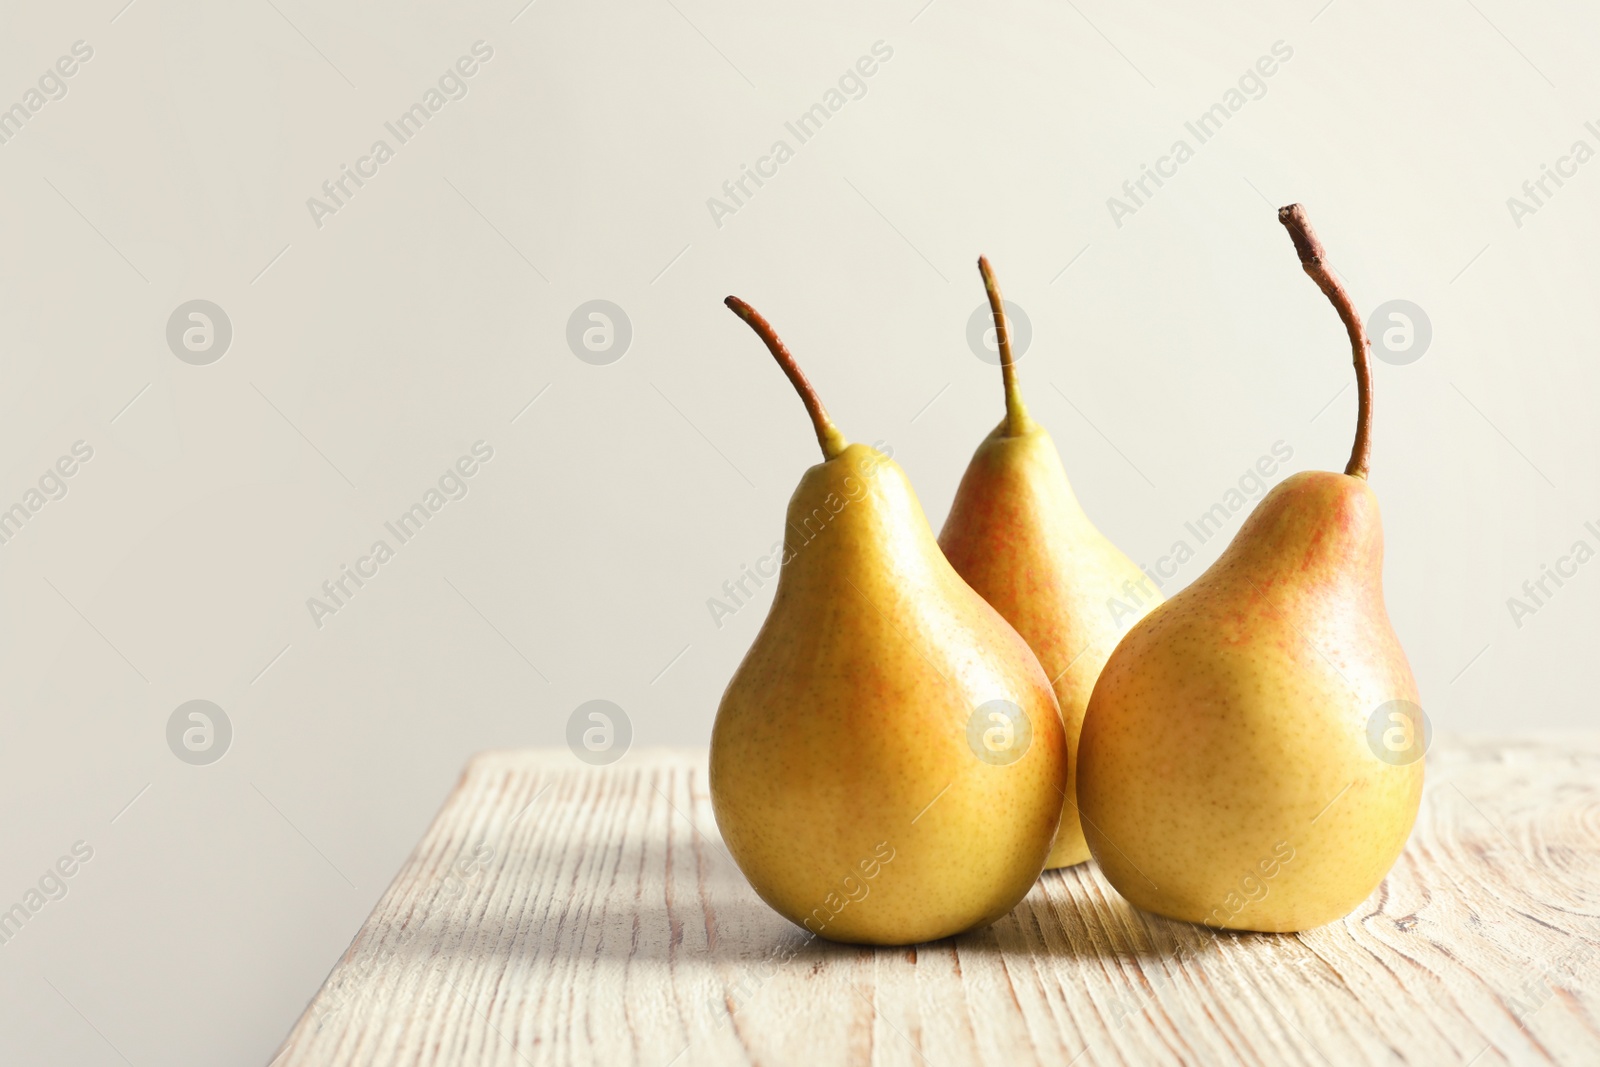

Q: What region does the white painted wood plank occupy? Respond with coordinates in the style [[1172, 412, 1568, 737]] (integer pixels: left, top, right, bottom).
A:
[[271, 739, 1600, 1066]]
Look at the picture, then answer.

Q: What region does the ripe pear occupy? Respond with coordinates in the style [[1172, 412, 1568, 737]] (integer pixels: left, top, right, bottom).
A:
[[1076, 205, 1424, 932], [709, 296, 1068, 946], [938, 257, 1161, 870]]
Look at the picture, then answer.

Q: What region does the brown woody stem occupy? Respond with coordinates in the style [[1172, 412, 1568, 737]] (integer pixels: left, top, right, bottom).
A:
[[1277, 204, 1372, 480], [978, 256, 1033, 436], [725, 296, 849, 461]]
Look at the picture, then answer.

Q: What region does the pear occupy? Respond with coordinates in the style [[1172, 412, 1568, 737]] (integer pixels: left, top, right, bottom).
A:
[[709, 296, 1068, 946], [1076, 205, 1424, 932], [938, 257, 1161, 870]]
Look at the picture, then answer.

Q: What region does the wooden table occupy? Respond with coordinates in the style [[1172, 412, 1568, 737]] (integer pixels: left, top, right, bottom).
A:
[[272, 740, 1600, 1066]]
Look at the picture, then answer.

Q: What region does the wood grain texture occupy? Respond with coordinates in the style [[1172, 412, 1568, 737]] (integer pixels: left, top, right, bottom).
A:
[[271, 739, 1600, 1066]]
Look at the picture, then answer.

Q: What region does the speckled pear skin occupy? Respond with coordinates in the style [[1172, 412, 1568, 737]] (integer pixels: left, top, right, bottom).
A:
[[710, 443, 1068, 946], [1077, 470, 1423, 932], [939, 421, 1160, 869]]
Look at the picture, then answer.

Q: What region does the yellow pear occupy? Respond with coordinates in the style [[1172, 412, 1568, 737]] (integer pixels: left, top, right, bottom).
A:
[[939, 257, 1161, 869], [1076, 205, 1425, 932], [709, 296, 1068, 946]]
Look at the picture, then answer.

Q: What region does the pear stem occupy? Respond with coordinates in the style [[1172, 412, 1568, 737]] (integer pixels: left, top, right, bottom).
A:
[[724, 296, 849, 461], [1277, 204, 1372, 480], [978, 256, 1033, 436]]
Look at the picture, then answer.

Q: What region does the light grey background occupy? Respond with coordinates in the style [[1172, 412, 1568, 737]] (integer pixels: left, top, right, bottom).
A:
[[1, 0, 1594, 1062]]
